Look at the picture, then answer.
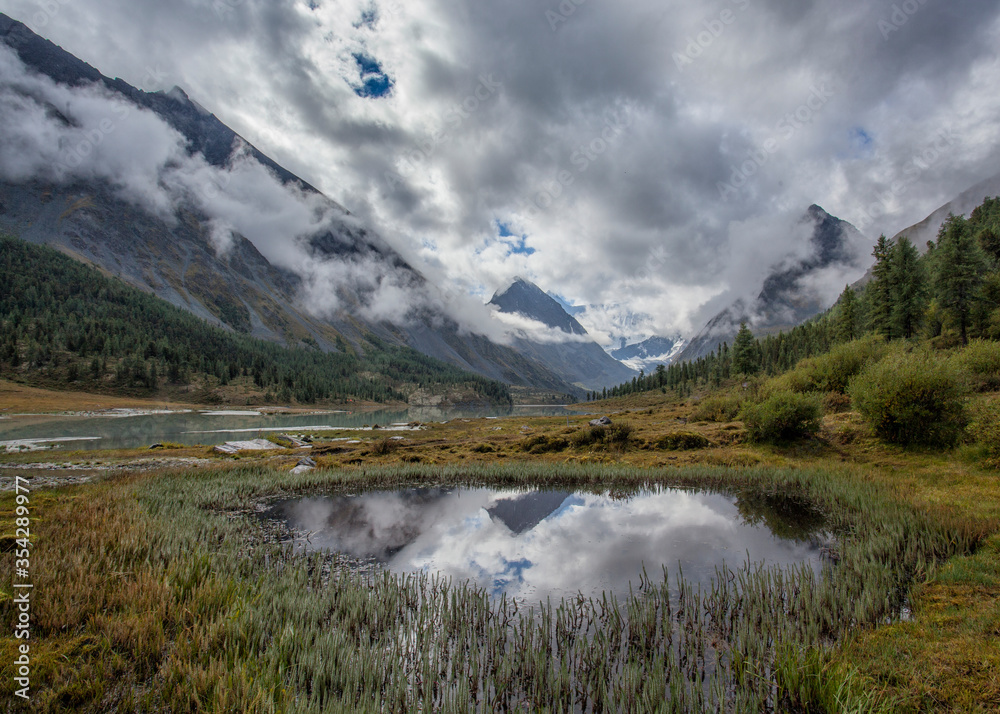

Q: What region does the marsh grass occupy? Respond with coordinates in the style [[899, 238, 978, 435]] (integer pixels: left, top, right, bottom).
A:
[[0, 461, 987, 712]]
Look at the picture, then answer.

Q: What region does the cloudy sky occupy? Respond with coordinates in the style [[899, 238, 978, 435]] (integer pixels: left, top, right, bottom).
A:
[[3, 0, 1000, 342]]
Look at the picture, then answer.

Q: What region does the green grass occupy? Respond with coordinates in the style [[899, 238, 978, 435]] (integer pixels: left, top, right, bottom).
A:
[[0, 461, 986, 712]]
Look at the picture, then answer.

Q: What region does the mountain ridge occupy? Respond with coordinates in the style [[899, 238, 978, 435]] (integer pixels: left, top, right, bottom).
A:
[[0, 12, 582, 400], [488, 277, 638, 391], [677, 205, 868, 362]]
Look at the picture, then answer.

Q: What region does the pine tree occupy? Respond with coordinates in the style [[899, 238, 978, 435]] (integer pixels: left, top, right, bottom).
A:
[[834, 285, 859, 342], [889, 236, 926, 339], [731, 323, 760, 376], [935, 214, 986, 344], [866, 234, 895, 338]]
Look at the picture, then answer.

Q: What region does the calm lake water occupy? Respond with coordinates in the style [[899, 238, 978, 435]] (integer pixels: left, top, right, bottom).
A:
[[260, 487, 829, 602], [0, 406, 573, 452]]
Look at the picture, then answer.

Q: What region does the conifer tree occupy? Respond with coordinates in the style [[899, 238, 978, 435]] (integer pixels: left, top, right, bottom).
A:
[[834, 285, 859, 342], [731, 323, 760, 376], [935, 214, 986, 344], [866, 234, 895, 338], [889, 236, 925, 339]]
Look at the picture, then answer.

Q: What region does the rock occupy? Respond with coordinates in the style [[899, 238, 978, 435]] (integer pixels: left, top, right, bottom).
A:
[[213, 439, 285, 454], [148, 443, 164, 450], [589, 416, 613, 427], [290, 464, 314, 475], [297, 457, 317, 467]]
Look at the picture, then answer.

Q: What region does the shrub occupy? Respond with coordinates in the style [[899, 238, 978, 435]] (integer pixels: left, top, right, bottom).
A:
[[370, 437, 399, 456], [849, 348, 968, 447], [821, 391, 853, 414], [690, 393, 744, 422], [569, 423, 632, 449], [521, 435, 569, 454], [782, 335, 886, 394], [605, 422, 634, 447], [655, 431, 712, 450], [968, 399, 1000, 467], [951, 339, 1000, 391], [739, 391, 823, 444]]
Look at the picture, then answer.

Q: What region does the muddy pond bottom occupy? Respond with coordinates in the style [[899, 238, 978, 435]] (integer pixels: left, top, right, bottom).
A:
[[260, 487, 829, 603]]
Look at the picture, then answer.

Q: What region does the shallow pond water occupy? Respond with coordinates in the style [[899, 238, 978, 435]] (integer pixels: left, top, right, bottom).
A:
[[260, 487, 829, 602], [0, 405, 572, 451]]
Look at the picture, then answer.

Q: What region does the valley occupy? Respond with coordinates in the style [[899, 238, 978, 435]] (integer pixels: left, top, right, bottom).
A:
[[2, 4, 1000, 713]]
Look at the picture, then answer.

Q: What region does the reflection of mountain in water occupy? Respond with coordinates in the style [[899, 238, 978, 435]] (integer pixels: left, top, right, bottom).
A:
[[487, 491, 572, 534]]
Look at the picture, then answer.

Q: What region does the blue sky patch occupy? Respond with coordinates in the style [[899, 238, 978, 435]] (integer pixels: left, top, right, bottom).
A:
[[496, 220, 535, 256], [850, 127, 874, 154], [352, 53, 393, 98]]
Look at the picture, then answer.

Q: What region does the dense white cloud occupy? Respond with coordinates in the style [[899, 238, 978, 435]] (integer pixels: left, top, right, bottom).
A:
[[2, 0, 1000, 341]]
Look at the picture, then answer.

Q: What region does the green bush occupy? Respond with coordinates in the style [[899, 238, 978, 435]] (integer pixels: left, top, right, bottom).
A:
[[968, 399, 1000, 467], [739, 391, 823, 444], [655, 431, 712, 450], [951, 339, 1000, 392], [782, 335, 886, 394], [569, 423, 632, 449], [521, 435, 569, 454], [605, 422, 634, 447], [690, 393, 744, 422], [370, 437, 399, 456], [849, 348, 968, 447]]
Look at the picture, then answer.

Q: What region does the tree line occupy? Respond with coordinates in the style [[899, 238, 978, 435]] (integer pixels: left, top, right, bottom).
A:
[[590, 196, 1000, 401], [0, 235, 512, 405]]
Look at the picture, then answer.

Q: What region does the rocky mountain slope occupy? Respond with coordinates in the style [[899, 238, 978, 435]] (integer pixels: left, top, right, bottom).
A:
[[0, 13, 580, 399], [677, 205, 868, 362], [489, 278, 638, 391], [610, 336, 686, 372]]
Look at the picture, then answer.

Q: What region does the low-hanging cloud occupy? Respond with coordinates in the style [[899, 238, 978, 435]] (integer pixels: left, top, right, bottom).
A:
[[2, 0, 1000, 345], [0, 44, 585, 344]]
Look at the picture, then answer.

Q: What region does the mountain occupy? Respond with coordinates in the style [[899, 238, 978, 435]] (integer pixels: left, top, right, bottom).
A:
[[610, 336, 686, 372], [677, 205, 868, 362], [0, 13, 579, 400], [492, 278, 588, 336], [489, 278, 638, 391], [890, 172, 1000, 250], [847, 172, 1000, 291], [0, 235, 513, 405]]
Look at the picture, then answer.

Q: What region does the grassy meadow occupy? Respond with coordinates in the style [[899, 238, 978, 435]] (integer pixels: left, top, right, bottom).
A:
[[3, 341, 1000, 712]]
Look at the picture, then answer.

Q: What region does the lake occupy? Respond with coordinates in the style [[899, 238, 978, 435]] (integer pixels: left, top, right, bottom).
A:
[[259, 486, 829, 603], [0, 405, 574, 452]]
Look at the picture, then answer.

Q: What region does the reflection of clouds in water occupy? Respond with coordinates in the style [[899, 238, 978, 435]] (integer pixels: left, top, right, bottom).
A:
[[268, 488, 823, 602]]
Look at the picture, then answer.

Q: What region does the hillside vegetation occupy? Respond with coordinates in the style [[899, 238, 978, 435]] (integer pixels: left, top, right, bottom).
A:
[[594, 196, 1000, 455], [0, 235, 512, 406]]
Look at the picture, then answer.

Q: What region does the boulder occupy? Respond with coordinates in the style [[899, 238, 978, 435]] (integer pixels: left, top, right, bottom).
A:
[[589, 416, 613, 427]]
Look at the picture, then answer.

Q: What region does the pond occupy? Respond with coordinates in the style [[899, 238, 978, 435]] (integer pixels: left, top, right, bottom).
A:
[[259, 486, 829, 603], [0, 405, 573, 452]]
